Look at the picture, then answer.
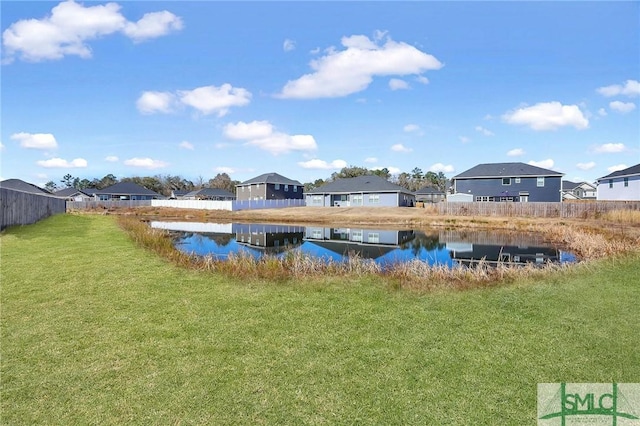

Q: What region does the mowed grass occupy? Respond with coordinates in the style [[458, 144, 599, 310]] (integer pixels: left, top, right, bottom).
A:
[[1, 214, 639, 425]]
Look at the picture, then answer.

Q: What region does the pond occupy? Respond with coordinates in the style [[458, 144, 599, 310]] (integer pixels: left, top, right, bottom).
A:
[[151, 221, 578, 268]]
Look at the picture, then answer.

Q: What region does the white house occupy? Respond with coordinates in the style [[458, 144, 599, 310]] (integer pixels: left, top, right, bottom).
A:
[[596, 164, 640, 201]]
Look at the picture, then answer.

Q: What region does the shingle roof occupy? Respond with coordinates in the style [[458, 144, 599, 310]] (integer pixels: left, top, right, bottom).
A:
[[185, 188, 235, 198], [306, 175, 412, 194], [415, 186, 445, 195], [0, 179, 51, 195], [562, 180, 580, 190], [454, 162, 563, 179], [95, 182, 161, 196], [597, 163, 640, 181], [239, 172, 302, 186], [54, 187, 91, 197]]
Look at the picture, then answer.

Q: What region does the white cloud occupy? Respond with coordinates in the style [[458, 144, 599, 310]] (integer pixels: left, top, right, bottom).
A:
[[283, 38, 295, 52], [416, 75, 429, 85], [124, 157, 168, 169], [298, 159, 348, 170], [179, 141, 194, 150], [136, 91, 175, 114], [2, 0, 182, 63], [429, 163, 454, 174], [37, 157, 87, 168], [391, 143, 412, 153], [576, 162, 596, 171], [0, 142, 4, 150], [382, 166, 402, 175], [123, 10, 183, 43], [528, 159, 555, 169], [364, 157, 378, 164], [598, 108, 608, 117], [178, 84, 252, 117], [459, 136, 470, 143], [507, 148, 525, 157], [278, 33, 443, 98], [594, 143, 626, 153], [403, 124, 420, 133], [607, 164, 628, 173], [502, 102, 589, 131], [475, 126, 494, 136], [10, 132, 58, 149], [223, 120, 317, 155], [609, 101, 636, 114], [215, 166, 235, 174], [105, 155, 119, 162], [596, 80, 640, 97], [389, 78, 409, 90]]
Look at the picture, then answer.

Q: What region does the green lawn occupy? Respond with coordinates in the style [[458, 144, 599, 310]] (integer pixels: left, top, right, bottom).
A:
[[1, 214, 638, 425]]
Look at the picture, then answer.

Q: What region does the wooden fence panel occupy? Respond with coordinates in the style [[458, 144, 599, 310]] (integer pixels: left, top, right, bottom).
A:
[[66, 200, 153, 210], [435, 201, 640, 218], [1, 188, 67, 230]]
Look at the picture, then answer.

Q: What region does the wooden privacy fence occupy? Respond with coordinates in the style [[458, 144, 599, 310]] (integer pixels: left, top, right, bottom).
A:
[[427, 201, 640, 218], [1, 188, 67, 230], [66, 200, 153, 210]]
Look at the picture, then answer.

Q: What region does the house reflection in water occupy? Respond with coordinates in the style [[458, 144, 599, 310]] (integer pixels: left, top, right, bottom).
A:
[[233, 223, 304, 254], [439, 230, 564, 265], [304, 227, 415, 260]]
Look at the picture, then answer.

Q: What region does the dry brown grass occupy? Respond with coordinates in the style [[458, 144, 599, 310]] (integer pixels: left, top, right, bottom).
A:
[[116, 205, 640, 291]]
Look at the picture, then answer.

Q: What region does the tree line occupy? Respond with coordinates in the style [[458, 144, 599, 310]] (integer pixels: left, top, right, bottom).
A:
[[46, 166, 450, 197]]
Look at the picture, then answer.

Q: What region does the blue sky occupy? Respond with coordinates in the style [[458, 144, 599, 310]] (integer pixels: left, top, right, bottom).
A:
[[2, 1, 639, 188]]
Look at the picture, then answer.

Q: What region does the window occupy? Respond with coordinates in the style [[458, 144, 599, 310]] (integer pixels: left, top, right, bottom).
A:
[[609, 179, 614, 188], [275, 184, 280, 190], [284, 185, 289, 191], [502, 178, 511, 186], [311, 229, 322, 239], [241, 186, 244, 192], [352, 194, 363, 205], [624, 177, 629, 187], [368, 194, 380, 204], [312, 195, 323, 205], [368, 232, 380, 244], [515, 177, 521, 184], [293, 185, 297, 192], [351, 230, 363, 242], [537, 177, 545, 187]]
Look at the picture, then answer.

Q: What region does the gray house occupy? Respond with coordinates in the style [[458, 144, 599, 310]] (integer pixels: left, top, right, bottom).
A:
[[305, 175, 416, 207], [561, 181, 597, 201], [183, 188, 235, 200], [90, 182, 163, 200], [452, 162, 564, 202], [236, 172, 303, 201], [53, 187, 93, 201], [596, 163, 640, 201], [415, 186, 446, 203], [0, 179, 51, 195]]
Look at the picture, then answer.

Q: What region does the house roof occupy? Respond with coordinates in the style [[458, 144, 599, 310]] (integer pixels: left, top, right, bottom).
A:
[[562, 180, 580, 190], [454, 162, 564, 179], [0, 178, 51, 195], [185, 188, 235, 198], [54, 187, 91, 197], [597, 163, 640, 181], [238, 172, 302, 186], [415, 185, 445, 195], [171, 189, 190, 196], [306, 175, 412, 194], [95, 182, 162, 196]]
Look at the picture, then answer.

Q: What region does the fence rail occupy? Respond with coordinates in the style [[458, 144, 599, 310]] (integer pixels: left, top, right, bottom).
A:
[[1, 188, 67, 230], [67, 200, 153, 210], [428, 201, 640, 218]]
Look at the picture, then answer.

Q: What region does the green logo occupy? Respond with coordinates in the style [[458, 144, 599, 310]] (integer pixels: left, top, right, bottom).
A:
[[538, 383, 640, 425]]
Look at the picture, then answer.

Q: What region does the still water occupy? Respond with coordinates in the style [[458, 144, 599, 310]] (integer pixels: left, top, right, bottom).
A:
[[151, 221, 578, 268]]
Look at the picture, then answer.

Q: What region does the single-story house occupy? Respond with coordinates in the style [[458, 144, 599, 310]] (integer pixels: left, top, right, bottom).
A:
[[169, 189, 190, 200], [53, 187, 93, 201], [415, 185, 446, 203], [183, 188, 235, 200], [89, 182, 163, 200], [561, 181, 597, 201], [0, 178, 51, 195], [305, 175, 416, 207], [236, 172, 303, 201], [452, 162, 564, 202], [596, 163, 640, 201]]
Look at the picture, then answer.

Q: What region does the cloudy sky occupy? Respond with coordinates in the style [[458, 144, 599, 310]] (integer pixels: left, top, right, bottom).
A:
[[1, 1, 639, 187]]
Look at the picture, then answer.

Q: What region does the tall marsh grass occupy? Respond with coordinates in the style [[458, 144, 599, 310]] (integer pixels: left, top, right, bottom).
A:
[[116, 216, 635, 291]]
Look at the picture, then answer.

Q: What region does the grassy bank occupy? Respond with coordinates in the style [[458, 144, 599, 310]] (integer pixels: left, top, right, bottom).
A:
[[2, 214, 639, 424]]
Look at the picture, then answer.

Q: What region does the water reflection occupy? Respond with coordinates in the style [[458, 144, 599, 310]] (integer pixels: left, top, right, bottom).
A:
[[150, 221, 577, 267]]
